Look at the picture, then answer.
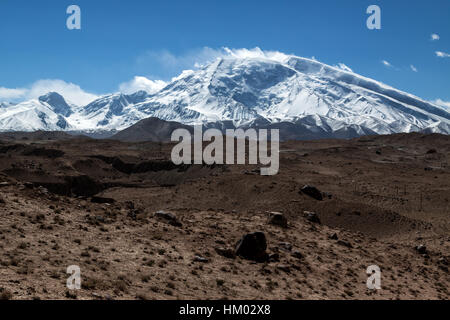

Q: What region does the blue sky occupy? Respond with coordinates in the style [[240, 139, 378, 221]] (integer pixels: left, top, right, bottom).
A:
[[0, 0, 449, 106]]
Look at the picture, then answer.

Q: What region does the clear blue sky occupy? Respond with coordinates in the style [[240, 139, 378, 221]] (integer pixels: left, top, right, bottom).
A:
[[0, 0, 449, 103]]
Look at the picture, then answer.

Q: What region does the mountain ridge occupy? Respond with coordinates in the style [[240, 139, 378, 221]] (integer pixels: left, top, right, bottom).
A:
[[1, 52, 449, 138]]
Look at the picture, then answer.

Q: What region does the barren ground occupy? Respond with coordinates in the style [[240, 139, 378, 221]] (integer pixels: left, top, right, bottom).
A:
[[0, 133, 449, 300]]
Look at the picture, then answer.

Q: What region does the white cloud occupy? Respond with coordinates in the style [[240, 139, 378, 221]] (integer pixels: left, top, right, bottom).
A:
[[136, 47, 224, 75], [410, 65, 418, 72], [222, 47, 291, 63], [0, 79, 98, 105], [135, 47, 295, 77], [433, 99, 450, 110], [119, 76, 167, 94], [0, 87, 27, 101], [436, 51, 450, 58], [27, 80, 98, 105], [431, 34, 440, 41], [381, 60, 393, 67]]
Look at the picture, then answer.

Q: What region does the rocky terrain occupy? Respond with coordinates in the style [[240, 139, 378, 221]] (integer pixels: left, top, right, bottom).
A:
[[0, 132, 449, 300]]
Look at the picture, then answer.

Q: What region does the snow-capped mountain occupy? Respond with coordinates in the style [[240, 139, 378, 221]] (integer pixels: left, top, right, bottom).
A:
[[0, 92, 71, 131], [1, 52, 449, 137], [127, 55, 450, 135]]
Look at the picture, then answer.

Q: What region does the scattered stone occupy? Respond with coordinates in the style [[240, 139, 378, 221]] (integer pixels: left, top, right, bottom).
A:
[[426, 149, 437, 154], [277, 265, 291, 273], [193, 255, 209, 263], [215, 247, 235, 259], [127, 211, 137, 220], [268, 212, 288, 228], [91, 196, 115, 204], [329, 233, 339, 240], [154, 211, 182, 227], [95, 216, 106, 224], [415, 244, 427, 254], [438, 257, 448, 266], [243, 168, 261, 175], [291, 250, 304, 259], [337, 240, 353, 248], [37, 186, 49, 195], [235, 232, 268, 262], [0, 182, 10, 188], [24, 182, 34, 189], [65, 290, 77, 299], [300, 185, 323, 201], [304, 211, 321, 224], [322, 192, 333, 199], [0, 288, 12, 300], [279, 242, 292, 252], [268, 253, 280, 262]]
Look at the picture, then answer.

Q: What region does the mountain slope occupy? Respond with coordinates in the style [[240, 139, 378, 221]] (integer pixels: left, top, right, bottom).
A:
[[129, 55, 450, 135], [0, 51, 449, 137], [112, 117, 193, 142], [0, 93, 72, 131]]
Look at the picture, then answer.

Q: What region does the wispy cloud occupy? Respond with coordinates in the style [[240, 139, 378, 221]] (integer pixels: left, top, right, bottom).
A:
[[0, 80, 99, 105], [135, 47, 225, 79], [436, 51, 450, 58], [431, 34, 440, 41], [410, 65, 418, 72], [381, 60, 393, 68], [134, 47, 294, 80]]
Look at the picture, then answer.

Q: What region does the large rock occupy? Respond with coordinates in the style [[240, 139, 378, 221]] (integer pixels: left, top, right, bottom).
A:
[[415, 244, 427, 254], [304, 211, 321, 224], [235, 232, 268, 262], [154, 210, 182, 227], [300, 185, 323, 201], [91, 196, 115, 204], [268, 212, 288, 228]]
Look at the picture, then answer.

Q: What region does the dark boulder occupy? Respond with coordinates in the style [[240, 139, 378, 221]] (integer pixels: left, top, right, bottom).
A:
[[329, 233, 339, 240], [304, 211, 321, 224], [91, 196, 115, 204], [337, 240, 353, 248], [301, 185, 323, 201], [415, 244, 427, 254], [235, 232, 268, 262], [154, 211, 182, 227], [268, 212, 288, 228]]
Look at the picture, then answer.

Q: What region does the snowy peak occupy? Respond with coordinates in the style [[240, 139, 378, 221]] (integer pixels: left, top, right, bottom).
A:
[[39, 92, 73, 117], [0, 97, 72, 132], [128, 54, 450, 135], [0, 50, 449, 137]]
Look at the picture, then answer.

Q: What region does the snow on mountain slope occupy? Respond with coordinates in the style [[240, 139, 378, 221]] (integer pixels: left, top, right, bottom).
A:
[[0, 102, 15, 109], [0, 50, 449, 136], [69, 91, 150, 130], [0, 93, 71, 131], [128, 54, 450, 134]]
